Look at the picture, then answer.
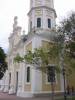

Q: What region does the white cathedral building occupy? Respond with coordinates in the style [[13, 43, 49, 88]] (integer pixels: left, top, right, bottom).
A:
[[0, 0, 66, 97]]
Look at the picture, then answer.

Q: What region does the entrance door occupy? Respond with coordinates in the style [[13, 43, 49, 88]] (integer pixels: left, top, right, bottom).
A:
[[15, 72, 18, 93]]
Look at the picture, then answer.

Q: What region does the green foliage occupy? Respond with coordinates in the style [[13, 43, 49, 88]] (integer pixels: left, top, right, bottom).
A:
[[24, 51, 33, 64], [0, 47, 7, 79], [0, 47, 6, 62], [70, 58, 75, 69], [69, 42, 75, 52], [61, 12, 75, 33], [14, 45, 61, 73], [60, 12, 75, 58], [14, 54, 24, 63], [58, 12, 75, 77], [35, 48, 49, 65]]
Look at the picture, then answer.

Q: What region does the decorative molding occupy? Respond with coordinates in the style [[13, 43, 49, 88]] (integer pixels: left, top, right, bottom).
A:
[[28, 6, 57, 18]]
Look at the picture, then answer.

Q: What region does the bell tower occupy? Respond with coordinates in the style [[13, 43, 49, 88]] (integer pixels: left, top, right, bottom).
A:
[[28, 0, 57, 34]]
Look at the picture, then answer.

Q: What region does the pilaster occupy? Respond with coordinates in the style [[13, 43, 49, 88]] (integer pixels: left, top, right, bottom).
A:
[[31, 35, 42, 94], [9, 71, 15, 94], [3, 71, 9, 92], [17, 63, 23, 96], [31, 67, 42, 94]]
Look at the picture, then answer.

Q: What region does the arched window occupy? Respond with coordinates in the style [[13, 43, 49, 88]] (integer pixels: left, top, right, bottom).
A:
[[47, 67, 56, 83], [48, 18, 51, 28], [37, 18, 41, 28], [26, 67, 30, 83], [30, 21, 32, 31]]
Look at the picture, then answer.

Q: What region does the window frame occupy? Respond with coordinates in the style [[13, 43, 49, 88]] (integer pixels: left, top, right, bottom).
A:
[[30, 21, 32, 31], [48, 18, 51, 28], [46, 67, 57, 84], [26, 66, 31, 84], [37, 17, 41, 28]]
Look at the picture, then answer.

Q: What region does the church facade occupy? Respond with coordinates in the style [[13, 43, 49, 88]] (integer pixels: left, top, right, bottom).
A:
[[0, 0, 69, 97]]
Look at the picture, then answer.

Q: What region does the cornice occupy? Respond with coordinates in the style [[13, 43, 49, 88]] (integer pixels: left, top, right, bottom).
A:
[[28, 6, 57, 18]]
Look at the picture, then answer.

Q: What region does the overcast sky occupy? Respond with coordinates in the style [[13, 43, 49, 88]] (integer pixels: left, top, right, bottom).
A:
[[0, 0, 75, 52]]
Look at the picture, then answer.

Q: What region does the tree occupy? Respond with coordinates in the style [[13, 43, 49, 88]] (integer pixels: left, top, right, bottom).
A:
[[56, 12, 75, 100], [0, 47, 8, 79], [69, 32, 75, 58], [59, 12, 75, 74], [60, 12, 75, 33], [60, 12, 75, 58]]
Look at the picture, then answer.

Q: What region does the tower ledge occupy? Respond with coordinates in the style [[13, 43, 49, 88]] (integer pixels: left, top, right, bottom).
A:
[[28, 6, 57, 18]]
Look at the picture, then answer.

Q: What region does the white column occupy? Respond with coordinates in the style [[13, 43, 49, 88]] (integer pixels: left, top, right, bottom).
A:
[[0, 77, 5, 91], [31, 67, 42, 94], [17, 62, 26, 97], [21, 64, 25, 92], [9, 71, 15, 94], [9, 56, 16, 94], [17, 63, 23, 96], [31, 35, 42, 94], [3, 70, 9, 92]]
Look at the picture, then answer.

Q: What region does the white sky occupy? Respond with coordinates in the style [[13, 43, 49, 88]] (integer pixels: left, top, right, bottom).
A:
[[0, 0, 75, 52]]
